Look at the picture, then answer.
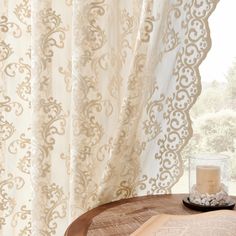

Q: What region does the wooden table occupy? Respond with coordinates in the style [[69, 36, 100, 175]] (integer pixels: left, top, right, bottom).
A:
[[64, 194, 236, 236]]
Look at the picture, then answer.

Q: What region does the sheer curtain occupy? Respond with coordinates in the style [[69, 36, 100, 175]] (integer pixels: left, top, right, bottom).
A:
[[0, 0, 218, 235], [174, 0, 236, 195]]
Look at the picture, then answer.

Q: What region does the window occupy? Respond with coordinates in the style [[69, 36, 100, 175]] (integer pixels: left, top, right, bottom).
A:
[[173, 0, 236, 195]]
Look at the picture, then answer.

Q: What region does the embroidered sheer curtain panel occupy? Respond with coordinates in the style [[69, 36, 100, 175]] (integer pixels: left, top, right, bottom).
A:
[[0, 0, 218, 235]]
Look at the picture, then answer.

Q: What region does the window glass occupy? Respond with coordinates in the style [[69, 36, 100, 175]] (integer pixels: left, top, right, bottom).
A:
[[173, 0, 236, 195]]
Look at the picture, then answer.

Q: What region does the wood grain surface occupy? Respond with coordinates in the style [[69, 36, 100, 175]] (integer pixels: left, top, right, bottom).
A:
[[64, 194, 236, 236]]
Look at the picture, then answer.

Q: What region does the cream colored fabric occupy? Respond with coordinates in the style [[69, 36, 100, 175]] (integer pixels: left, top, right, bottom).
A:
[[0, 0, 218, 235]]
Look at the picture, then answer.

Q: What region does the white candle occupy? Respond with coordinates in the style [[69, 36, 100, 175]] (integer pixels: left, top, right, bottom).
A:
[[196, 165, 221, 194]]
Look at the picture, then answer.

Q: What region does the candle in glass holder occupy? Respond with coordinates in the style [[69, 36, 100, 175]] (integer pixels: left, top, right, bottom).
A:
[[196, 165, 221, 194]]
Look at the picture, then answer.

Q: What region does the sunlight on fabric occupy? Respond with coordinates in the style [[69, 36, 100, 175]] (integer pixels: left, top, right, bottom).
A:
[[200, 0, 236, 83], [173, 0, 236, 195]]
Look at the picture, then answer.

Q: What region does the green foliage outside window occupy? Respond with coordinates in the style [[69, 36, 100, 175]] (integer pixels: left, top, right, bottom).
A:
[[182, 59, 236, 180]]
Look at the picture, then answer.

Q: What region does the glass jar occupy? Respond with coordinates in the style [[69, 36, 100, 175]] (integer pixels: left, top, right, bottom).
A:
[[189, 153, 231, 206]]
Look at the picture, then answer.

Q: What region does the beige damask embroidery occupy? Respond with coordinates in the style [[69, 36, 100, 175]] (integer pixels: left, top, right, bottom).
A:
[[33, 98, 67, 178], [14, 0, 31, 33], [0, 15, 22, 38], [140, 0, 157, 43], [0, 96, 23, 143], [84, 0, 107, 51], [144, 91, 164, 141], [40, 183, 67, 235], [147, 0, 219, 193], [8, 133, 30, 154], [17, 151, 31, 175], [60, 152, 70, 175], [108, 9, 134, 99], [0, 173, 25, 229], [11, 205, 31, 228], [4, 58, 31, 106], [0, 41, 13, 61], [36, 8, 67, 69], [1, 0, 219, 235], [59, 61, 72, 92]]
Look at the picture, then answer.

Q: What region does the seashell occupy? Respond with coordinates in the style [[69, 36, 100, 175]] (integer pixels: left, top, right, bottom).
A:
[[194, 198, 201, 205], [210, 200, 218, 206]]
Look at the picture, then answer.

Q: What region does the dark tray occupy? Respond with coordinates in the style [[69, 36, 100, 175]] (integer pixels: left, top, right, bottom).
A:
[[182, 197, 235, 212]]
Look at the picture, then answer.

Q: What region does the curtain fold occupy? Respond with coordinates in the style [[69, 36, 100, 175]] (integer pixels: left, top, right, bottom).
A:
[[0, 0, 218, 235]]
